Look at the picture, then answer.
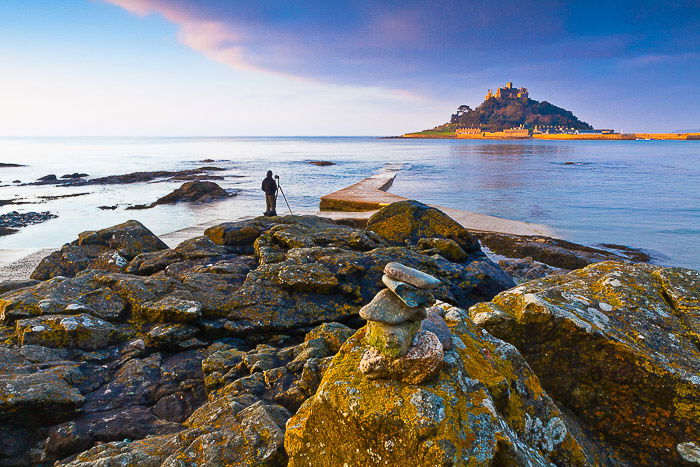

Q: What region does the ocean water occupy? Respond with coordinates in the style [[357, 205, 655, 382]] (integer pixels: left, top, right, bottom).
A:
[[0, 137, 698, 269]]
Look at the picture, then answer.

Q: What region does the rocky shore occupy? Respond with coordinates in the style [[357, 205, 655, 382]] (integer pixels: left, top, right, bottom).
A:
[[0, 211, 57, 236], [0, 200, 697, 465]]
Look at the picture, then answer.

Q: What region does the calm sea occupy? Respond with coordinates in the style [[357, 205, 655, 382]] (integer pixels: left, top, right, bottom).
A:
[[0, 137, 698, 269]]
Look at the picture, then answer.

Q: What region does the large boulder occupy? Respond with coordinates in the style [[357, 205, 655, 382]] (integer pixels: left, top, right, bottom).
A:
[[285, 307, 615, 466], [31, 220, 168, 280], [469, 261, 700, 465], [366, 200, 480, 252]]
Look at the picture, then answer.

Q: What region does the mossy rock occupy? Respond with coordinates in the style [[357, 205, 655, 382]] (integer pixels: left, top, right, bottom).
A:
[[286, 308, 615, 466], [367, 201, 480, 252], [469, 261, 700, 465]]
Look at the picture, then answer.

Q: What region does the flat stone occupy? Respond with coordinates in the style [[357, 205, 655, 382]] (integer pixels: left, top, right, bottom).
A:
[[359, 330, 444, 384], [384, 262, 441, 290], [381, 275, 435, 307], [358, 289, 427, 324]]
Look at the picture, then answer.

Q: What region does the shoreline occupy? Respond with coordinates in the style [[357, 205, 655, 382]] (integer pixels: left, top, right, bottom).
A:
[[317, 172, 553, 237], [0, 217, 237, 282]]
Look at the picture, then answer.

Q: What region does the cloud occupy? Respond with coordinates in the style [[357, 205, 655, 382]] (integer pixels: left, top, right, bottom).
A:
[[104, 0, 700, 96]]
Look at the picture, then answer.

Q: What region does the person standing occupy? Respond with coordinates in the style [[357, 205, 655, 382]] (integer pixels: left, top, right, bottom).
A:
[[261, 170, 278, 216]]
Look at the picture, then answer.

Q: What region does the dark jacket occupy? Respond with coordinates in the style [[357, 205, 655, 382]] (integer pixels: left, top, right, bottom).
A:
[[262, 177, 277, 195]]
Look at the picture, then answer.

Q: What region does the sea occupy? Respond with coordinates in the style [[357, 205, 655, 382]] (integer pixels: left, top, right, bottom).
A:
[[0, 137, 698, 269]]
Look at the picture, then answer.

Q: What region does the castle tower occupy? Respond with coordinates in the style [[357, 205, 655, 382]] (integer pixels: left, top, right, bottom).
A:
[[506, 81, 513, 89], [485, 89, 493, 100]]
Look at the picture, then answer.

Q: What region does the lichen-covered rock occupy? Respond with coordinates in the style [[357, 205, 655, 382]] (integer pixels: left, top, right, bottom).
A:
[[15, 313, 119, 349], [0, 372, 84, 424], [417, 237, 469, 262], [31, 220, 168, 280], [475, 231, 650, 270], [366, 200, 480, 252], [0, 272, 126, 324], [60, 401, 289, 467], [303, 322, 354, 353], [286, 312, 614, 466], [364, 320, 421, 358], [469, 261, 700, 465], [359, 329, 443, 383], [139, 296, 202, 323]]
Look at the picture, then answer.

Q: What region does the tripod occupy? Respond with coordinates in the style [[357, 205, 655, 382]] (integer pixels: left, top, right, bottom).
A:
[[274, 175, 293, 215]]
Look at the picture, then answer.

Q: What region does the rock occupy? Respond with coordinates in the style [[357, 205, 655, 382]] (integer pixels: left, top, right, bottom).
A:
[[497, 256, 566, 283], [384, 261, 441, 289], [364, 320, 421, 358], [285, 320, 611, 466], [31, 220, 168, 280], [126, 249, 182, 275], [381, 274, 434, 307], [15, 313, 119, 349], [97, 205, 118, 210], [475, 231, 650, 270], [420, 308, 452, 350], [0, 272, 126, 324], [0, 279, 40, 294], [139, 297, 202, 323], [303, 322, 354, 353], [61, 173, 88, 179], [0, 372, 84, 424], [417, 237, 469, 262], [146, 323, 198, 349], [37, 174, 58, 182], [135, 181, 231, 209], [308, 160, 335, 166], [469, 261, 700, 465], [367, 200, 480, 252], [0, 211, 57, 231], [76, 220, 169, 258], [359, 288, 427, 324], [61, 401, 290, 466], [84, 166, 226, 185], [360, 329, 443, 383]]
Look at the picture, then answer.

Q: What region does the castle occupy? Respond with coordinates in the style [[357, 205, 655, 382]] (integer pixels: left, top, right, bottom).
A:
[[485, 81, 528, 101]]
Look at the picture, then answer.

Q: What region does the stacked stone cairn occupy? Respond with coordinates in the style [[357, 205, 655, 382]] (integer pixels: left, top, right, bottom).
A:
[[358, 262, 447, 384]]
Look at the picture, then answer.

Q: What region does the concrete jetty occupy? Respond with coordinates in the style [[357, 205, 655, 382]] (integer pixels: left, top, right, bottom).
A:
[[317, 173, 552, 237]]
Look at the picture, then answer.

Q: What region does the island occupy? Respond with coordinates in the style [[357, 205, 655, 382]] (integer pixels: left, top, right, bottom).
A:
[[403, 81, 700, 140]]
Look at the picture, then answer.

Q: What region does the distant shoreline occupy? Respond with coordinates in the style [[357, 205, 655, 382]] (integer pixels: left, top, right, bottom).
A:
[[398, 132, 700, 141]]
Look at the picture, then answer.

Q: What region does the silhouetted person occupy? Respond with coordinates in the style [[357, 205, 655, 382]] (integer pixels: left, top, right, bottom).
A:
[[262, 170, 278, 216]]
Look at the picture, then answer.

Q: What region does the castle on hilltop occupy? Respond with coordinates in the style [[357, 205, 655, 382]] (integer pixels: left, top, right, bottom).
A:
[[485, 81, 528, 101]]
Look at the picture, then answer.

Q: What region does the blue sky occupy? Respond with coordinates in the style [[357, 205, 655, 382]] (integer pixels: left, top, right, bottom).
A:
[[1, 0, 698, 135]]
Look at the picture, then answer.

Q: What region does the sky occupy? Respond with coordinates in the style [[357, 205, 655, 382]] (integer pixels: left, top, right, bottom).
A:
[[0, 0, 698, 135]]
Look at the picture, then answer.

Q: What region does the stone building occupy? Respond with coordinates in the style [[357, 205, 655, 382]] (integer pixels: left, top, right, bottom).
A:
[[484, 81, 529, 101]]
